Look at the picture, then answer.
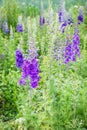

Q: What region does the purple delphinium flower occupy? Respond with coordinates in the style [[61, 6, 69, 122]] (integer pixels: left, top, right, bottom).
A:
[[22, 59, 30, 79], [40, 16, 45, 26], [30, 79, 39, 89], [16, 38, 40, 88], [16, 23, 23, 32], [61, 21, 67, 33], [78, 9, 84, 24], [72, 33, 80, 58], [28, 59, 39, 74], [52, 38, 65, 63], [5, 28, 9, 34], [21, 37, 40, 88], [30, 75, 40, 82], [67, 14, 73, 25], [40, 1, 45, 26], [28, 58, 40, 88], [58, 0, 66, 23], [58, 9, 63, 23], [15, 49, 24, 68], [26, 41, 38, 60], [21, 58, 40, 88], [64, 32, 80, 64], [18, 78, 26, 86], [72, 33, 80, 46], [64, 43, 73, 63]]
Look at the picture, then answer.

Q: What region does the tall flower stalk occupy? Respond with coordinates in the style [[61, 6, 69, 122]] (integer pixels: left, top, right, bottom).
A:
[[16, 18, 40, 89], [58, 0, 67, 33], [77, 8, 84, 24], [58, 0, 66, 23], [67, 12, 73, 26], [39, 1, 45, 26], [15, 49, 24, 68], [2, 20, 9, 34], [64, 26, 80, 64], [16, 16, 23, 32]]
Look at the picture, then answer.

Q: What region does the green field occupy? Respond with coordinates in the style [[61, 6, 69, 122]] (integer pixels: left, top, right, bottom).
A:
[[0, 0, 87, 129]]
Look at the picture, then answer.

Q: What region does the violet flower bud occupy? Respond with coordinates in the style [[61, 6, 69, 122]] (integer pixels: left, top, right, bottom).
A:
[[15, 49, 24, 68]]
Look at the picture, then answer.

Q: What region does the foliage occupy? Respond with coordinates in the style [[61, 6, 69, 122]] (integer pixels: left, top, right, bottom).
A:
[[0, 0, 87, 130]]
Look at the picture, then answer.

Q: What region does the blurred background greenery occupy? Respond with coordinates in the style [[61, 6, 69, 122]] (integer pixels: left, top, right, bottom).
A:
[[0, 0, 87, 9]]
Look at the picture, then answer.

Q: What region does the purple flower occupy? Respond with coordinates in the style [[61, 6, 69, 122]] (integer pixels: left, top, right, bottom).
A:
[[31, 58, 38, 65], [68, 17, 73, 25], [61, 21, 67, 33], [40, 16, 45, 26], [58, 0, 66, 23], [21, 58, 40, 88], [72, 33, 80, 46], [16, 23, 23, 32], [74, 46, 80, 57], [62, 21, 67, 27], [2, 22, 9, 34], [71, 55, 76, 62], [30, 79, 39, 88], [72, 33, 80, 58], [28, 61, 38, 74], [78, 10, 84, 24], [64, 57, 71, 63], [78, 15, 83, 23], [29, 58, 40, 88], [64, 32, 80, 64], [30, 74, 40, 81], [22, 60, 30, 79], [4, 28, 9, 34], [58, 9, 63, 23], [15, 49, 24, 68], [28, 63, 36, 75], [58, 9, 64, 23], [18, 79, 26, 86], [16, 42, 40, 88], [64, 43, 73, 63]]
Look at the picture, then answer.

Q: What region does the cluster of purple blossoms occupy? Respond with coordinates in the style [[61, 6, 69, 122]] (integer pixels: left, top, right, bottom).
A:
[[72, 33, 80, 57], [58, 3, 67, 33], [58, 0, 66, 23], [16, 23, 23, 32], [15, 49, 40, 88], [64, 33, 80, 64], [21, 58, 40, 88], [64, 41, 73, 63], [18, 78, 26, 86], [40, 1, 45, 26], [15, 49, 24, 68], [67, 14, 73, 25], [52, 38, 67, 65], [58, 9, 64, 23], [61, 21, 67, 33], [40, 16, 45, 26], [77, 9, 84, 24]]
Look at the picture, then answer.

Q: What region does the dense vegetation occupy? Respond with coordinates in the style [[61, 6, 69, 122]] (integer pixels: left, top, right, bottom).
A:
[[0, 0, 87, 129]]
